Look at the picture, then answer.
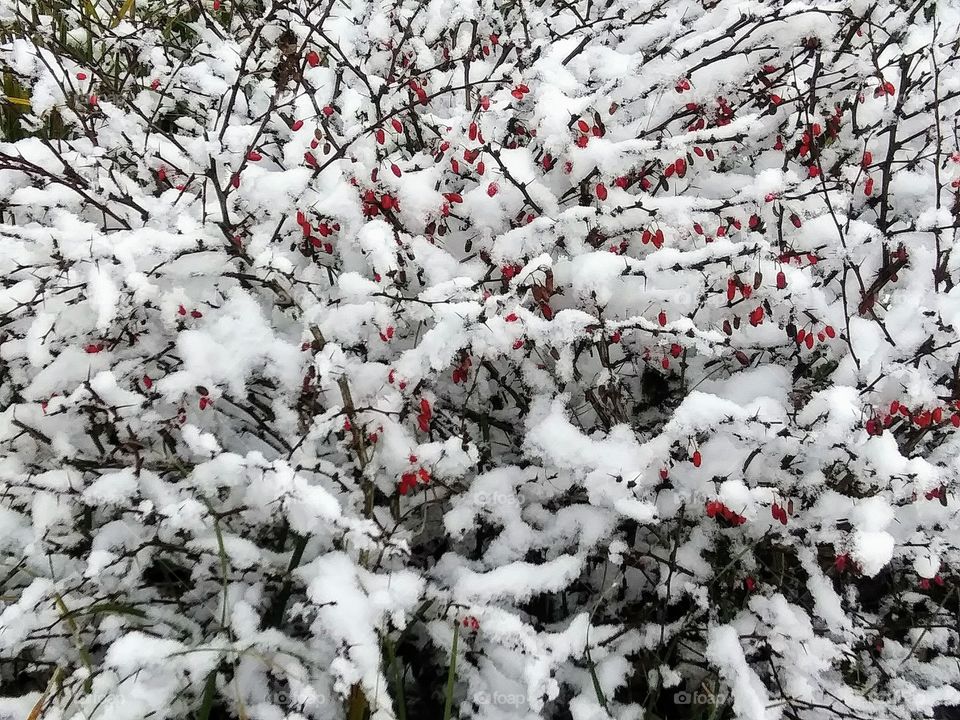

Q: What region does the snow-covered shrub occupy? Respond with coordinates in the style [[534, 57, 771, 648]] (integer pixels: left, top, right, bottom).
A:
[[2, 0, 960, 718]]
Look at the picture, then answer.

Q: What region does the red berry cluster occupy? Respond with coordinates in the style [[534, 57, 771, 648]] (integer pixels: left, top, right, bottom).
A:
[[398, 460, 431, 495], [452, 354, 472, 384], [795, 324, 835, 349], [770, 500, 791, 525], [296, 210, 338, 254], [705, 500, 746, 526], [417, 398, 432, 432], [461, 615, 480, 630]]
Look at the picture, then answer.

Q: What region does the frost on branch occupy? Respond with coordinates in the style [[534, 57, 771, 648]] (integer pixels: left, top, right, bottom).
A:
[[1, 0, 960, 718]]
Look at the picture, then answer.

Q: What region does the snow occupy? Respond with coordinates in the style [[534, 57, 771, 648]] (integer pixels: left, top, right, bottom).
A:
[[2, 2, 960, 719]]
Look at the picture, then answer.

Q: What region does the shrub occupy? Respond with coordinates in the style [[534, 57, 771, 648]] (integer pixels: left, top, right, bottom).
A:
[[1, 1, 960, 719]]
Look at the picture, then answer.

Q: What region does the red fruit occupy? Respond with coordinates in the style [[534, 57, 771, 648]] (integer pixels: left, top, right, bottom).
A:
[[808, 165, 820, 178], [391, 163, 402, 177], [480, 96, 490, 110], [322, 105, 334, 116], [675, 158, 687, 177], [190, 309, 202, 318], [306, 51, 320, 67], [692, 450, 702, 467], [835, 553, 848, 571], [150, 78, 161, 90], [178, 304, 187, 316], [661, 356, 670, 370], [610, 331, 621, 343], [770, 94, 782, 105], [291, 119, 304, 131], [89, 94, 98, 106], [862, 151, 872, 167], [805, 333, 815, 349], [304, 151, 317, 166], [487, 182, 499, 197], [143, 375, 153, 389], [375, 128, 385, 144], [247, 151, 262, 161], [658, 311, 667, 327], [824, 325, 835, 338], [513, 339, 525, 349], [744, 577, 756, 592], [85, 343, 104, 354], [660, 467, 669, 481], [230, 173, 240, 188], [864, 177, 874, 196], [577, 119, 589, 133], [790, 213, 802, 228], [796, 328, 806, 344], [596, 183, 608, 200], [776, 271, 786, 289], [391, 118, 403, 133], [76, 72, 87, 80]]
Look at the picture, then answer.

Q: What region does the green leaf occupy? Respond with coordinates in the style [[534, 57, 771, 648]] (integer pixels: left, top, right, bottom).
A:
[[196, 670, 218, 720], [442, 622, 459, 720], [112, 0, 135, 27]]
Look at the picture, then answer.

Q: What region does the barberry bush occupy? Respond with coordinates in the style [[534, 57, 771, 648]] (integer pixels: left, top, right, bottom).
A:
[[2, 0, 960, 718]]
